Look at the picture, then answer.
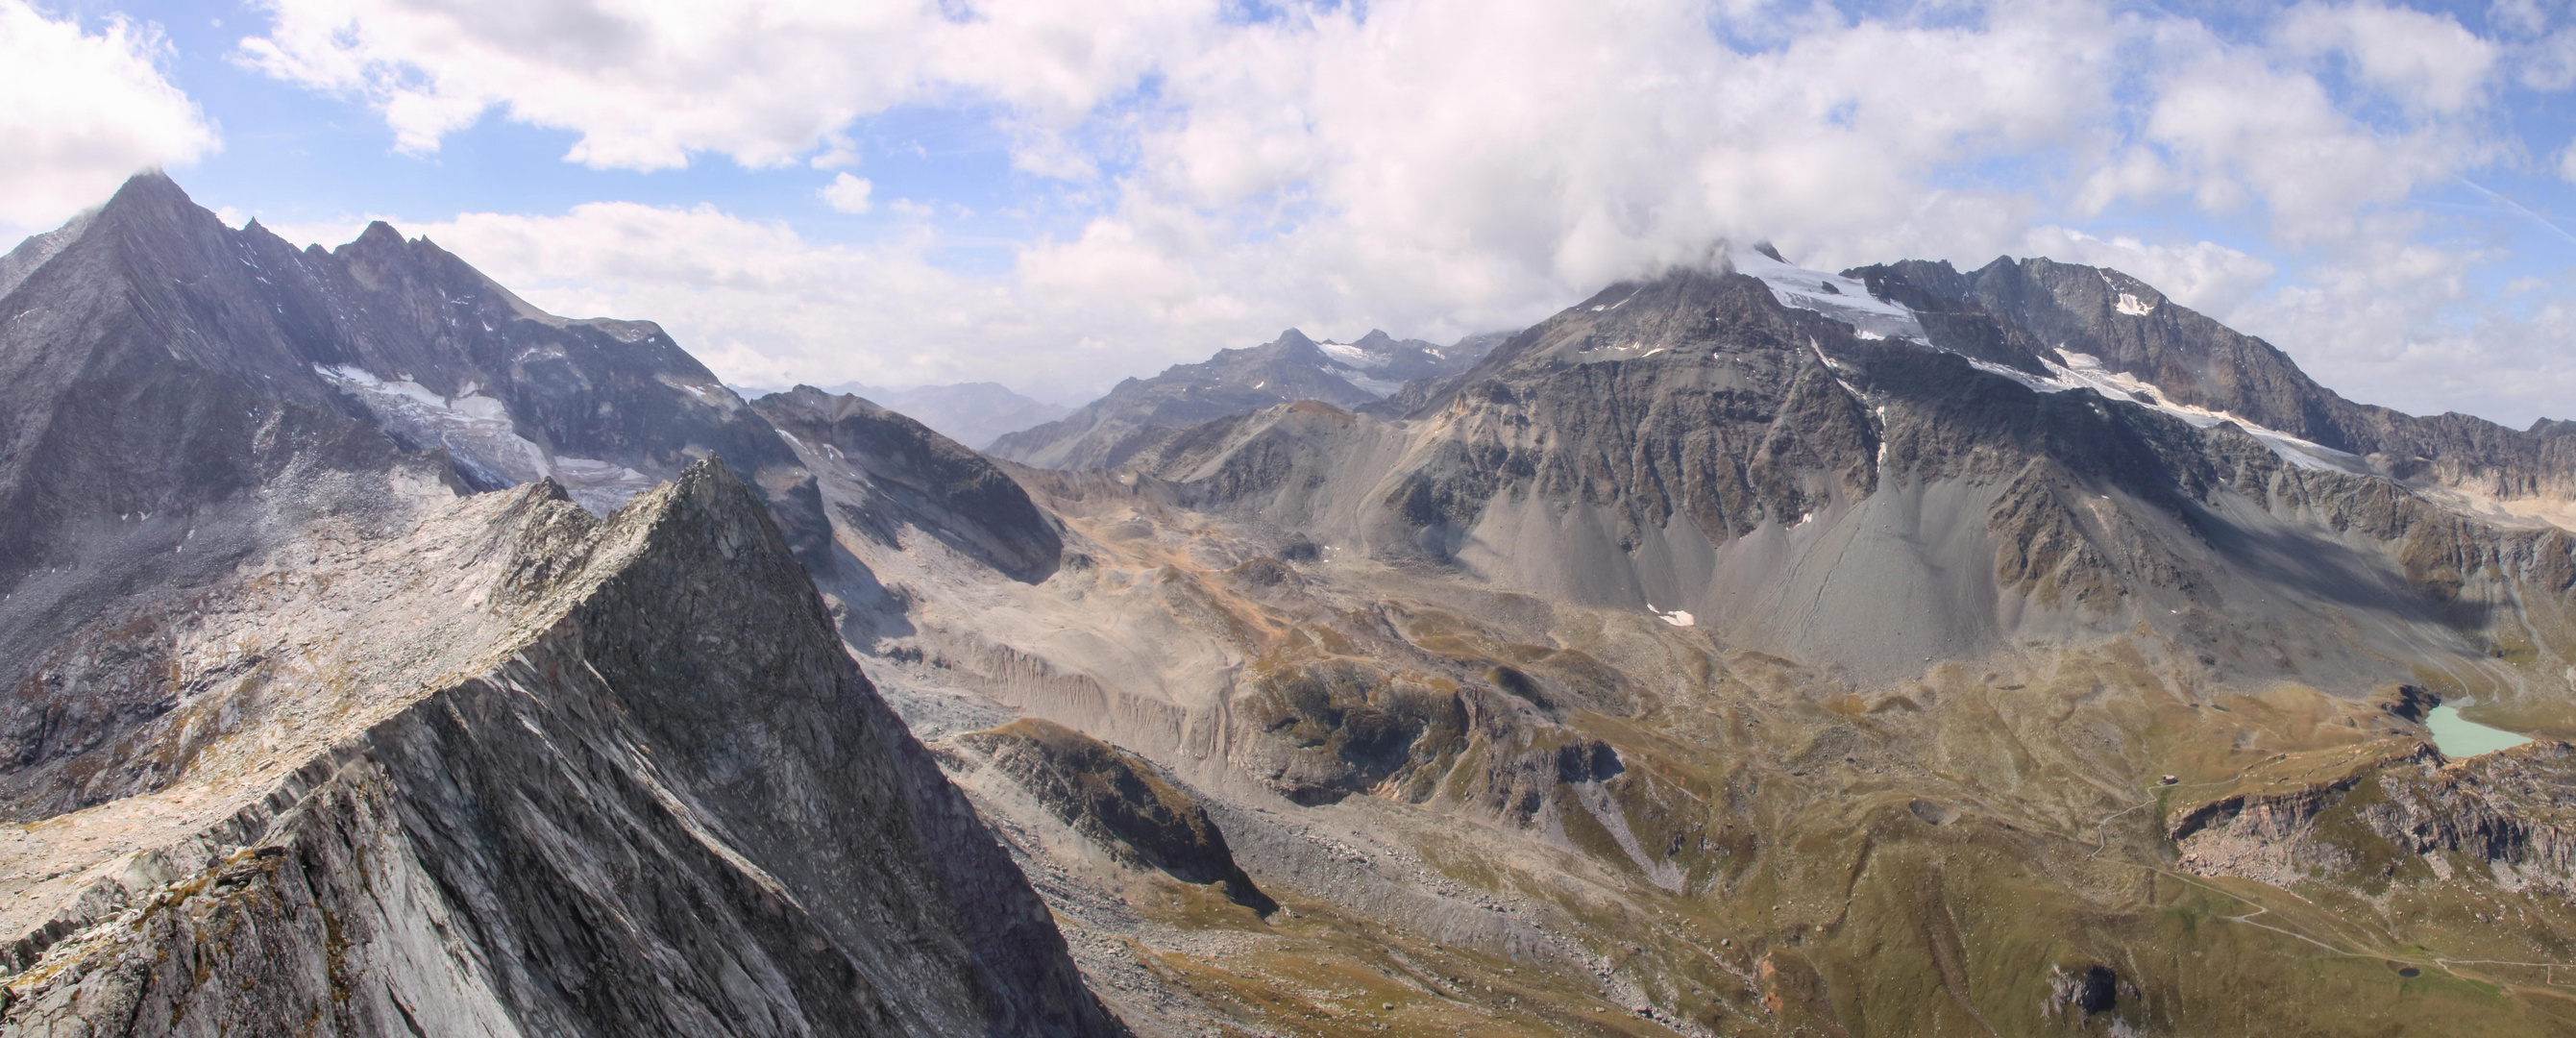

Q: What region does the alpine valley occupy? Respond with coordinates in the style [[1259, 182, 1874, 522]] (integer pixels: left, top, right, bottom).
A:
[[9, 173, 2576, 1038]]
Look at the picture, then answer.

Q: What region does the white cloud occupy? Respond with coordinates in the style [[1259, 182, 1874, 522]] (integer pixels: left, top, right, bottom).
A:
[[2276, 2, 2498, 113], [2524, 28, 2576, 89], [2110, 23, 2490, 244], [0, 2, 218, 235], [2019, 228, 2280, 317], [239, 0, 1216, 169], [258, 201, 1258, 402], [226, 0, 2576, 426], [2226, 235, 2576, 424], [2491, 0, 2548, 38], [820, 173, 874, 214]]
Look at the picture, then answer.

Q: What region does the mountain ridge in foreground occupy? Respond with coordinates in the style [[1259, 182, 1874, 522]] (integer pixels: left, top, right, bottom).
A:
[[0, 174, 1121, 1036], [13, 174, 2576, 1036]]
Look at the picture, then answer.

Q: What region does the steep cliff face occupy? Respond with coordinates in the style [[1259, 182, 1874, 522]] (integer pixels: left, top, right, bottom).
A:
[[0, 174, 826, 580], [0, 176, 859, 759], [0, 462, 1120, 1036]]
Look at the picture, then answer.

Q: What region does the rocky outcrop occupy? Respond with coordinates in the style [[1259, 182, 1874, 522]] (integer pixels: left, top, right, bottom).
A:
[[2171, 741, 2576, 892], [0, 461, 1123, 1036], [938, 719, 1271, 913]]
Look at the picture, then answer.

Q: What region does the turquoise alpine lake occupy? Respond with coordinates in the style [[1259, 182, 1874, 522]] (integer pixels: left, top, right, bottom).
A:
[[2425, 704, 2532, 758]]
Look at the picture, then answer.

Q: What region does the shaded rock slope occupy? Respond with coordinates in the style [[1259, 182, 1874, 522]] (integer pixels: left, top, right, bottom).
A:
[[752, 386, 1062, 584], [937, 718, 1273, 915]]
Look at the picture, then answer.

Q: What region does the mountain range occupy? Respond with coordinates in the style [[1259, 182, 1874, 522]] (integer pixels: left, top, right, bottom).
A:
[[9, 175, 2576, 1036], [987, 327, 1507, 469], [735, 381, 1073, 453]]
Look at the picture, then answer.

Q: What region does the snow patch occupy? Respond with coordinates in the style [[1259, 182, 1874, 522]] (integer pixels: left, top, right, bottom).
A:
[[314, 363, 656, 512], [1649, 606, 1695, 628], [1968, 351, 2370, 475], [1339, 372, 1408, 399], [1317, 341, 1389, 369], [2115, 293, 2154, 316], [1729, 245, 1927, 343]]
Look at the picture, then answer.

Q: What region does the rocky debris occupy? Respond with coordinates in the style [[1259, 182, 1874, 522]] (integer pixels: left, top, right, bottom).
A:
[[0, 461, 1124, 1036]]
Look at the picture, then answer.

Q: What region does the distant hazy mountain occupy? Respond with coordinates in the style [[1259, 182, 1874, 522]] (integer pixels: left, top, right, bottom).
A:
[[795, 381, 1074, 452], [988, 327, 1503, 469]]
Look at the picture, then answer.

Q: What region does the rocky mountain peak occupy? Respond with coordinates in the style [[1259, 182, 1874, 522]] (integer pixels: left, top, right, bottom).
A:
[[989, 323, 1499, 470], [0, 175, 1125, 1036]]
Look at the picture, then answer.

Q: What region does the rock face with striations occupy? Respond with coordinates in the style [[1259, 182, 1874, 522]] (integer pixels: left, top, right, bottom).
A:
[[0, 175, 1121, 1036], [1, 462, 1120, 1035]]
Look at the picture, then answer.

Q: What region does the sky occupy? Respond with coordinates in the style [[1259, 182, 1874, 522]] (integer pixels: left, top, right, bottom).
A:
[[2, 0, 2572, 423]]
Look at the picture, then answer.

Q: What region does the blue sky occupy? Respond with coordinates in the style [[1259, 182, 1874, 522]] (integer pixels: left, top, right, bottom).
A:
[[5, 0, 2573, 422]]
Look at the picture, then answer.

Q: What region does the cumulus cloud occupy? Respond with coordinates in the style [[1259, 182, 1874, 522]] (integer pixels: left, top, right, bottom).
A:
[[258, 202, 1249, 400], [820, 173, 873, 214], [2275, 2, 2497, 113], [229, 0, 2576, 425], [0, 2, 218, 235], [2018, 228, 2279, 317], [239, 0, 1214, 168]]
